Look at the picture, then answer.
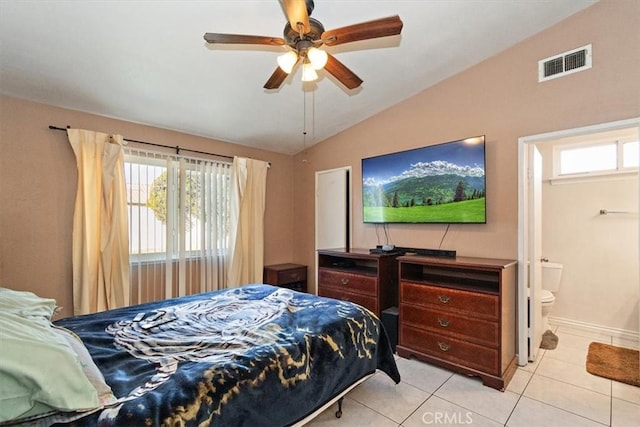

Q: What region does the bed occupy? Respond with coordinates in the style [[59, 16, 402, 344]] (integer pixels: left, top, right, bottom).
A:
[[0, 284, 400, 426]]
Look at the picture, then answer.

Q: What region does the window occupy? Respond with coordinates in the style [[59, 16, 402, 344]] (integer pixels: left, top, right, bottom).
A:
[[558, 143, 617, 175], [622, 141, 639, 168], [125, 155, 168, 258], [124, 148, 232, 303], [553, 129, 639, 180]]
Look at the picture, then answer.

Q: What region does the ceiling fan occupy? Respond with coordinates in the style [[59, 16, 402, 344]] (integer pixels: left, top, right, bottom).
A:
[[203, 0, 403, 90]]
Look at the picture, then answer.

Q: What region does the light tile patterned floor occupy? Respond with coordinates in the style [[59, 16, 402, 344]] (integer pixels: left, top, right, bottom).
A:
[[307, 325, 640, 427]]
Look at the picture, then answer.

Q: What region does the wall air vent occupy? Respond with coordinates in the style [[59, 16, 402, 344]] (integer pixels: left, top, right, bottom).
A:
[[538, 44, 592, 82]]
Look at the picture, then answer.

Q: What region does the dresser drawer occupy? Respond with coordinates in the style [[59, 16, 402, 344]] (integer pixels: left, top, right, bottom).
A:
[[401, 282, 499, 320], [263, 264, 307, 292], [319, 269, 377, 296], [400, 325, 499, 375], [318, 286, 377, 314], [276, 267, 306, 284], [401, 305, 499, 347]]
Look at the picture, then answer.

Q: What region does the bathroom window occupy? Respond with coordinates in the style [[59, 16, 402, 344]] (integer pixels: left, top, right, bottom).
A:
[[622, 140, 639, 168], [552, 131, 638, 181], [558, 143, 617, 175]]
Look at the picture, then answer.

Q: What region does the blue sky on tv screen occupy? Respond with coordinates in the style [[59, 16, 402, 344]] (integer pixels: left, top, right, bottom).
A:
[[362, 138, 485, 186]]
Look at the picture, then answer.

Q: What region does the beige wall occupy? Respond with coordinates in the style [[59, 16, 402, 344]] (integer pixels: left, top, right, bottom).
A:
[[538, 141, 639, 333], [544, 175, 639, 333], [1, 1, 638, 324], [292, 1, 640, 292], [0, 96, 295, 317]]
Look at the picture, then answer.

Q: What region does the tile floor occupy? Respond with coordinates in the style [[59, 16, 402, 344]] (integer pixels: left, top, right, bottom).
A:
[[307, 325, 640, 427]]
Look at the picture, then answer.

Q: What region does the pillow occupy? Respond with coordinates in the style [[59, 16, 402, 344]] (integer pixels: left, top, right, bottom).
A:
[[0, 311, 101, 424], [2, 327, 120, 427], [0, 288, 57, 321], [52, 326, 117, 407]]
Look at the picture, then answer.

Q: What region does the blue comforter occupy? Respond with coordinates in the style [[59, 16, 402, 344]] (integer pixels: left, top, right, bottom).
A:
[[54, 284, 400, 426]]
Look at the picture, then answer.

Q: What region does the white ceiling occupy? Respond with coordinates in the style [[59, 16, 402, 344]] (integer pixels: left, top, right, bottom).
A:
[[0, 0, 598, 154]]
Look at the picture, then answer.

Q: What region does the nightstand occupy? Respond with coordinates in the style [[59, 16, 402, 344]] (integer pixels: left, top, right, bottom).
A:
[[263, 263, 307, 293]]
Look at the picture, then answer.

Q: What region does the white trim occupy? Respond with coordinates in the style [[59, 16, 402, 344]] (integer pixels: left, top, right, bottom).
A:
[[520, 118, 640, 144], [551, 136, 638, 179], [517, 117, 640, 367], [315, 166, 352, 296], [517, 137, 528, 366], [550, 316, 640, 342], [549, 169, 638, 185]]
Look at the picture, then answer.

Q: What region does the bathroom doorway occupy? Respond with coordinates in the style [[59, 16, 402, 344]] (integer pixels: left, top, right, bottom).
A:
[[517, 117, 640, 366]]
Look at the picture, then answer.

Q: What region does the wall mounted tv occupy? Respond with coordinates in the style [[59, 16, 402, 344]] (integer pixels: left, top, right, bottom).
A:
[[362, 136, 486, 224]]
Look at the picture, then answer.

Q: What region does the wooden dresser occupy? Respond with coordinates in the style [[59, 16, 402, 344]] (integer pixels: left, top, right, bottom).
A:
[[396, 255, 517, 390], [263, 263, 307, 292], [317, 248, 398, 316]]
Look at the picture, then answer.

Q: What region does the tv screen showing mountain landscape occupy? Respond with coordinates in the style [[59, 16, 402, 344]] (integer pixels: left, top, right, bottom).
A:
[[362, 136, 486, 223]]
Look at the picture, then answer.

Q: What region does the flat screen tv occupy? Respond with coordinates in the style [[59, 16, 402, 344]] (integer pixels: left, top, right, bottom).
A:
[[362, 136, 486, 224]]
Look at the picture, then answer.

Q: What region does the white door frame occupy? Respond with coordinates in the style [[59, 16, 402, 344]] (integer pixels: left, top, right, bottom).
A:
[[314, 166, 352, 294], [517, 117, 640, 366], [517, 140, 543, 365]]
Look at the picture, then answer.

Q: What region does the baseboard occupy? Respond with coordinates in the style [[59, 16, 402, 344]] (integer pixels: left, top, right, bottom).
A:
[[549, 316, 640, 342]]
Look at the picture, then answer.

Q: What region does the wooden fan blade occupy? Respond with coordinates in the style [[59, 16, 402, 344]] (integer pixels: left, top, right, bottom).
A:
[[323, 53, 363, 90], [280, 0, 310, 34], [322, 15, 403, 46], [204, 33, 285, 46], [264, 67, 289, 89]]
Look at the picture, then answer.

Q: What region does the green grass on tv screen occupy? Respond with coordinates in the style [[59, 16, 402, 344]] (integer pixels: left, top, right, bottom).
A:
[[363, 198, 486, 223]]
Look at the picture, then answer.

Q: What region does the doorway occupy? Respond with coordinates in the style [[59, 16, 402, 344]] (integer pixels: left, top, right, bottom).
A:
[[517, 117, 640, 366], [314, 167, 351, 294]]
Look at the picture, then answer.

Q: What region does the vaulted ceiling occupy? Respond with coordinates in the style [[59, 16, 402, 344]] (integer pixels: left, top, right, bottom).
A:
[[0, 0, 598, 154]]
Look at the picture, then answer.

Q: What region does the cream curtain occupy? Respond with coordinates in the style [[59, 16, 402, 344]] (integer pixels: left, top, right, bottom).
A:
[[68, 129, 130, 314], [226, 157, 269, 287]]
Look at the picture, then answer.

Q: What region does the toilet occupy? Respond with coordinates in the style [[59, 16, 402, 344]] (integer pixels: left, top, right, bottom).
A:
[[540, 262, 563, 332]]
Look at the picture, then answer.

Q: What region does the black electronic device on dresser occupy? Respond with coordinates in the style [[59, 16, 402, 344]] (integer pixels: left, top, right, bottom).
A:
[[370, 246, 456, 258], [317, 248, 398, 317]]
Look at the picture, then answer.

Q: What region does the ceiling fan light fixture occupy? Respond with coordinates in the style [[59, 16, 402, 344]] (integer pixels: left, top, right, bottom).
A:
[[307, 47, 328, 70], [301, 61, 318, 82], [277, 51, 298, 74]]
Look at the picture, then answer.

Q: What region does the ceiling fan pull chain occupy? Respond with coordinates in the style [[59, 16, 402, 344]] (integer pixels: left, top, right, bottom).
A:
[[312, 89, 316, 142], [302, 89, 307, 151]]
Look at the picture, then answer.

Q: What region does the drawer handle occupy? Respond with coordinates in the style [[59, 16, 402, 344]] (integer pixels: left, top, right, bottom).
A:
[[437, 317, 450, 327], [340, 278, 349, 285], [437, 295, 451, 303], [437, 342, 451, 352]]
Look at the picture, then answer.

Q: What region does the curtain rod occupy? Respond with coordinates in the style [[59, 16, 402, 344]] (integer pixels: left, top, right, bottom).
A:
[[48, 125, 234, 160]]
